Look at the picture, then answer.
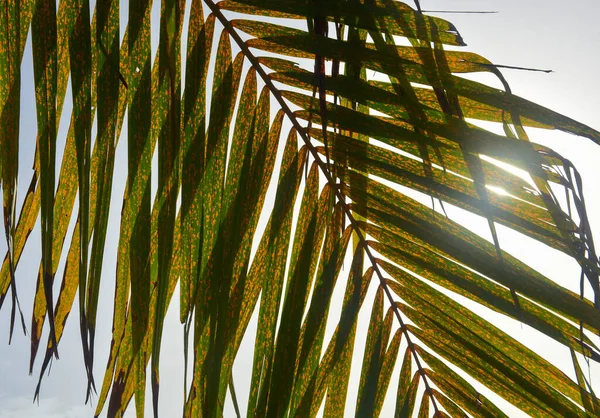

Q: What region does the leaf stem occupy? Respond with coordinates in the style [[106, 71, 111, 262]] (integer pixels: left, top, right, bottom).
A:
[[202, 0, 440, 414]]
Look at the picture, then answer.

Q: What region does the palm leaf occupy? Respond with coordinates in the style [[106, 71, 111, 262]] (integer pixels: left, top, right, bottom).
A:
[[1, 0, 599, 417]]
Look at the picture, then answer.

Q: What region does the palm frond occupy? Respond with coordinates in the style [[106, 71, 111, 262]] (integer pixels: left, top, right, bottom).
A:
[[1, 0, 599, 417]]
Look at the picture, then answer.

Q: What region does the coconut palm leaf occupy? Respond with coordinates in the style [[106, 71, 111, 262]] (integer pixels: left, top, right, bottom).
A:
[[1, 0, 599, 417]]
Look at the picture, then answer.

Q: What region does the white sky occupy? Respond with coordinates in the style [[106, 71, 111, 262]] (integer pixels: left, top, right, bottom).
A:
[[0, 1, 599, 417]]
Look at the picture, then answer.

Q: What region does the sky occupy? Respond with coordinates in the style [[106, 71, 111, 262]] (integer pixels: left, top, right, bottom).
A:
[[1, 0, 599, 417]]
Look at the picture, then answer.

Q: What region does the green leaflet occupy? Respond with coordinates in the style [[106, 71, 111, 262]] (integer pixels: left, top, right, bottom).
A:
[[446, 75, 600, 145], [95, 27, 139, 417], [85, 0, 120, 400], [434, 389, 470, 418], [33, 218, 81, 400], [355, 287, 384, 416], [204, 64, 256, 415], [262, 54, 561, 139], [395, 368, 420, 418], [65, 0, 94, 398], [288, 209, 351, 417], [369, 235, 599, 355], [151, 0, 184, 414], [343, 170, 600, 332], [29, 115, 83, 371], [322, 253, 370, 418], [289, 248, 369, 418], [417, 347, 509, 418], [257, 66, 548, 201], [29, 0, 91, 363], [311, 129, 564, 252], [55, 0, 72, 120], [30, 110, 90, 373], [102, 210, 182, 418], [32, 0, 59, 356], [256, 26, 599, 145], [127, 0, 152, 412], [382, 263, 596, 407], [416, 393, 429, 418], [285, 86, 436, 143], [374, 322, 403, 416], [234, 19, 481, 74], [405, 310, 581, 417], [196, 31, 244, 415], [179, 4, 213, 324], [99, 23, 158, 418], [178, 11, 214, 405], [395, 346, 412, 417], [220, 0, 463, 45], [209, 109, 284, 418], [290, 87, 570, 197], [264, 162, 322, 417], [246, 132, 306, 417], [0, 174, 38, 307], [0, 0, 21, 342], [570, 346, 600, 415]]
